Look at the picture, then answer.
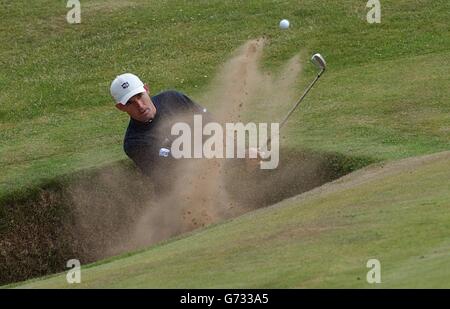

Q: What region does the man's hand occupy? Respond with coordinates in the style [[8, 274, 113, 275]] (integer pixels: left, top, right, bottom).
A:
[[248, 147, 268, 160], [247, 147, 256, 159], [244, 147, 265, 171]]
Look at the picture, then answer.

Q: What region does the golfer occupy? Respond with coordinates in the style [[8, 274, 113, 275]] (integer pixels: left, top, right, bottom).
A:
[[110, 73, 209, 186]]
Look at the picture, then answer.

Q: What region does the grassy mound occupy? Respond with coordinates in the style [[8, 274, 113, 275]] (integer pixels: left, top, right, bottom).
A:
[[1, 0, 449, 288], [1, 0, 448, 199], [13, 151, 450, 288], [1, 148, 364, 285]]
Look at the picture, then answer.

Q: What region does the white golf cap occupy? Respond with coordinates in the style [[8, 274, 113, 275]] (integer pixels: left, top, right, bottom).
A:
[[110, 73, 146, 105]]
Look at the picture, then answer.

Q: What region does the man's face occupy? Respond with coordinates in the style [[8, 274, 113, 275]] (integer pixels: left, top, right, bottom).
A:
[[116, 90, 156, 123]]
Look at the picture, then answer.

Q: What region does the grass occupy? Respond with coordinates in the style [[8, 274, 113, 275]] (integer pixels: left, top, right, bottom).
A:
[[1, 0, 449, 200], [1, 0, 450, 288], [12, 151, 450, 288], [286, 51, 450, 160]]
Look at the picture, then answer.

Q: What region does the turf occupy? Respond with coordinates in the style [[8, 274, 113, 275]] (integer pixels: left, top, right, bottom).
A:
[[1, 0, 449, 199], [13, 151, 450, 288], [1, 0, 449, 288]]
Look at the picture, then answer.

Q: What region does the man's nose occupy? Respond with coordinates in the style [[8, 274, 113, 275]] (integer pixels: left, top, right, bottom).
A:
[[136, 99, 146, 111]]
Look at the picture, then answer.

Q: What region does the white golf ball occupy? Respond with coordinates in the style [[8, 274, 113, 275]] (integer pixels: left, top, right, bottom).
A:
[[279, 19, 290, 29]]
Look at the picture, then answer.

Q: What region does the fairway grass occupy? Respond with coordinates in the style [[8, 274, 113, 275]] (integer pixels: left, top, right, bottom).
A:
[[14, 151, 450, 288], [1, 0, 449, 288], [1, 0, 449, 200]]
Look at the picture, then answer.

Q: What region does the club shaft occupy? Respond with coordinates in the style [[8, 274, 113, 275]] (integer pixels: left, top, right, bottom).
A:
[[279, 70, 323, 130], [264, 69, 324, 147]]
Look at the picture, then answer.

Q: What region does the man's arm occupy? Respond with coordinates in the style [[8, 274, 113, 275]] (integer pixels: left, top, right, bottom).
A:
[[172, 91, 206, 113], [124, 144, 158, 177], [164, 90, 213, 121]]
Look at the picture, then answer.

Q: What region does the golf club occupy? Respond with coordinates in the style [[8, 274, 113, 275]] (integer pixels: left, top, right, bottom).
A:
[[260, 53, 327, 152], [278, 53, 326, 130]]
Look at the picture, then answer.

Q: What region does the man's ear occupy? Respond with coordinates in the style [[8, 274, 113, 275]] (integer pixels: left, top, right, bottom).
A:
[[115, 103, 127, 112], [144, 84, 149, 93]]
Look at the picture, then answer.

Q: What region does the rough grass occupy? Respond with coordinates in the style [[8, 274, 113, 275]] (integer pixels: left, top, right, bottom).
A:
[[12, 151, 450, 288], [1, 0, 449, 199], [286, 51, 450, 160], [1, 0, 449, 288], [0, 147, 366, 285]]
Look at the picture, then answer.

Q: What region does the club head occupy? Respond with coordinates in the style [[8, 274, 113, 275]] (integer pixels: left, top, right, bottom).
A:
[[311, 53, 327, 72]]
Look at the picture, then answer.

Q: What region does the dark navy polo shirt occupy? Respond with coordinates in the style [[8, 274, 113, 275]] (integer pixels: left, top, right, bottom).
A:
[[123, 90, 207, 177]]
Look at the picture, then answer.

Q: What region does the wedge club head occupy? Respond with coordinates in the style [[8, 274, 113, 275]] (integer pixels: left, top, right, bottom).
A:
[[261, 53, 328, 150], [311, 53, 327, 75]]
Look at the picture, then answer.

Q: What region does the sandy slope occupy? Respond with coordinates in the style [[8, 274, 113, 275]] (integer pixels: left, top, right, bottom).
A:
[[13, 150, 450, 288]]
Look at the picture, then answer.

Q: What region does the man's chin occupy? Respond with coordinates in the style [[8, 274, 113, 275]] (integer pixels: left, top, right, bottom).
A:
[[138, 114, 154, 123]]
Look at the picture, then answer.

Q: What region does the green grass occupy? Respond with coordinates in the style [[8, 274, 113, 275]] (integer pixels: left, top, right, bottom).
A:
[[12, 151, 450, 288], [1, 0, 450, 288], [286, 52, 450, 160], [1, 0, 449, 200]]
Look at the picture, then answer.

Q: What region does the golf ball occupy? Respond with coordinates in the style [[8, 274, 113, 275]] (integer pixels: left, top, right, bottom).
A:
[[279, 19, 290, 29]]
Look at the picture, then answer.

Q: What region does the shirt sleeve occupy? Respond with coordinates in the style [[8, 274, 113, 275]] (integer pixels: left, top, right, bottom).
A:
[[124, 144, 158, 177], [174, 91, 215, 122], [180, 93, 207, 113], [125, 142, 179, 179]]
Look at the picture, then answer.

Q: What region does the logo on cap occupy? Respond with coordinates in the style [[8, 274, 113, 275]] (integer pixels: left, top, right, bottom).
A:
[[121, 82, 129, 89]]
